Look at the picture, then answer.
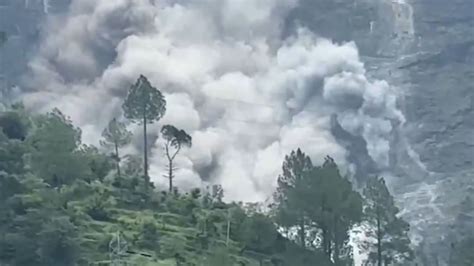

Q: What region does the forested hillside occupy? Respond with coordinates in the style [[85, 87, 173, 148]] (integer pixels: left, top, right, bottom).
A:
[[0, 76, 470, 266]]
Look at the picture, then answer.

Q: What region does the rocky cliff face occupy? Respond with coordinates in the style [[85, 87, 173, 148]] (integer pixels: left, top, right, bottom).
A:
[[395, 1, 473, 264], [0, 0, 45, 93], [285, 0, 416, 56], [0, 0, 472, 264], [288, 0, 473, 265], [404, 0, 473, 175], [0, 0, 69, 102]]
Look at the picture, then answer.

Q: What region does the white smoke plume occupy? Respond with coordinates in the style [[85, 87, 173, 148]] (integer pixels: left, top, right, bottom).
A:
[[21, 0, 404, 202]]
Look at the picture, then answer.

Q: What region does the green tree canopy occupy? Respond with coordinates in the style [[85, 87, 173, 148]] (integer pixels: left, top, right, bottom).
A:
[[362, 176, 414, 266], [122, 75, 166, 187], [308, 157, 363, 264], [161, 124, 192, 192], [273, 150, 363, 265], [0, 110, 28, 140], [101, 118, 132, 178], [273, 148, 313, 248], [27, 109, 90, 188], [122, 75, 166, 124]]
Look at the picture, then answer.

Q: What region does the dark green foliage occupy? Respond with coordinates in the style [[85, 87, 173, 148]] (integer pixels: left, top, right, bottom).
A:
[[85, 185, 115, 221], [136, 219, 161, 251], [0, 139, 27, 174], [0, 106, 335, 266], [0, 173, 24, 201], [122, 75, 167, 124], [123, 75, 166, 185], [0, 108, 29, 173], [27, 109, 89, 188], [0, 232, 40, 265], [362, 176, 414, 265], [161, 125, 192, 148], [122, 154, 143, 177], [161, 124, 192, 192], [190, 188, 201, 199], [310, 157, 363, 264], [273, 149, 313, 248], [101, 118, 132, 148], [38, 217, 79, 266], [81, 145, 115, 182], [202, 245, 235, 266], [240, 213, 278, 253], [273, 150, 363, 265], [276, 242, 331, 266], [159, 235, 186, 259], [0, 177, 78, 266], [101, 118, 132, 178], [0, 106, 403, 266], [0, 111, 28, 140]]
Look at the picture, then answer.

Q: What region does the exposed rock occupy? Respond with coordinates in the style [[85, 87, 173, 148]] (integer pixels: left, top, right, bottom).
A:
[[287, 0, 474, 265], [0, 0, 472, 264], [0, 0, 70, 91]]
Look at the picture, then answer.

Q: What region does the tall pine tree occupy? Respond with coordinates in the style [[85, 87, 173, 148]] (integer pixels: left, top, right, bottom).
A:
[[100, 118, 132, 178], [123, 75, 166, 188], [273, 149, 313, 248], [161, 125, 192, 193], [307, 157, 363, 264], [362, 176, 413, 265], [273, 150, 363, 265]]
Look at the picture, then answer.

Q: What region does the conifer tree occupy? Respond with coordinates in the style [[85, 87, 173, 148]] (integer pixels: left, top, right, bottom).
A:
[[273, 148, 313, 248], [161, 125, 192, 192], [362, 176, 413, 266], [123, 75, 166, 188], [101, 118, 132, 178]]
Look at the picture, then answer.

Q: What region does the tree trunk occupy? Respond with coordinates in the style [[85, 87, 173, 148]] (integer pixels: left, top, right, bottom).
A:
[[143, 114, 149, 188], [322, 225, 332, 260], [334, 218, 340, 266], [226, 210, 231, 247], [114, 140, 121, 178], [322, 228, 329, 257], [299, 218, 305, 248], [168, 158, 173, 193], [377, 209, 382, 266]]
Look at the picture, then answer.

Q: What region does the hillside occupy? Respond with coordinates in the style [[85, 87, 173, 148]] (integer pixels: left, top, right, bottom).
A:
[[0, 105, 332, 266]]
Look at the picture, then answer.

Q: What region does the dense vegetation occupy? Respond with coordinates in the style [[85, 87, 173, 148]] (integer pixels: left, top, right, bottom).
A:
[[0, 75, 468, 265]]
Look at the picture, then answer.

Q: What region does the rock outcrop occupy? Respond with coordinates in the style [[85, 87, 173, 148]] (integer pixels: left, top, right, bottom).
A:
[[287, 0, 473, 265], [0, 0, 69, 96], [1, 0, 472, 264]]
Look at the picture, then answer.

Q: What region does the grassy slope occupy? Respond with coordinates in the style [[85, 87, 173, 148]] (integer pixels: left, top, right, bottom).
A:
[[72, 199, 262, 266]]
